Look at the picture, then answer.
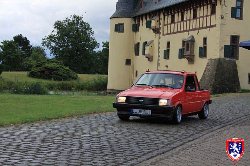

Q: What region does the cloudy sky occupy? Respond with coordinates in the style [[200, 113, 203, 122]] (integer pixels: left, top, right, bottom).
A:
[[0, 0, 117, 48]]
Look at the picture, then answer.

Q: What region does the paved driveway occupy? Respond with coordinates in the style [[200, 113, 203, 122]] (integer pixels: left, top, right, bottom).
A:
[[0, 94, 250, 165]]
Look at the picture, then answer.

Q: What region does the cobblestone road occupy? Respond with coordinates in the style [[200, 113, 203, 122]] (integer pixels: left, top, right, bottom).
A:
[[0, 94, 250, 166], [139, 118, 250, 166]]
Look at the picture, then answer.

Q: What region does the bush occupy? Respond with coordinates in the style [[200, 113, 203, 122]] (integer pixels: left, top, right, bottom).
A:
[[10, 82, 48, 95], [28, 61, 78, 81], [0, 64, 3, 75]]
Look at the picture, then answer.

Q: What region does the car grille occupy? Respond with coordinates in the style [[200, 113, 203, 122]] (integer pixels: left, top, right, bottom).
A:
[[126, 97, 159, 105]]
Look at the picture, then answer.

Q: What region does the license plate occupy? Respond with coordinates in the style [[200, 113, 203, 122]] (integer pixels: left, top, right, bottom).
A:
[[132, 109, 151, 116]]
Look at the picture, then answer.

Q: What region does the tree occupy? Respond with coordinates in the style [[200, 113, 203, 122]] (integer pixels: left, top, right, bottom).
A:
[[0, 40, 23, 71], [0, 34, 32, 71], [94, 42, 109, 74], [42, 15, 98, 73], [24, 46, 47, 70], [13, 34, 32, 58]]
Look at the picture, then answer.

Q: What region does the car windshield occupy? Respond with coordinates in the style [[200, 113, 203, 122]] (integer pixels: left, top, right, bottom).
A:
[[135, 73, 184, 89]]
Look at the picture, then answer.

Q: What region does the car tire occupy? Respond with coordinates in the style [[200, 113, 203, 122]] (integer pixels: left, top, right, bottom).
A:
[[198, 103, 209, 119], [172, 106, 182, 124], [118, 114, 130, 121]]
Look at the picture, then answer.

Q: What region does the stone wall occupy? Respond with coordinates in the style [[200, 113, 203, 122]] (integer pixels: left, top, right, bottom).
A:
[[200, 58, 240, 94]]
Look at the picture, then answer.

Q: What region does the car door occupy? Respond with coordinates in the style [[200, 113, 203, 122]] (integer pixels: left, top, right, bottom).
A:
[[183, 75, 200, 114], [194, 75, 204, 111]]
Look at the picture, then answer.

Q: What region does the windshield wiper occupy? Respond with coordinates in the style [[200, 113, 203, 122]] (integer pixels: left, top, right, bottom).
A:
[[151, 84, 174, 88], [135, 84, 149, 86]]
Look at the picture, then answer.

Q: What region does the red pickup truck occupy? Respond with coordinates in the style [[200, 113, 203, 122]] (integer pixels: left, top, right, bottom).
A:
[[113, 70, 212, 124]]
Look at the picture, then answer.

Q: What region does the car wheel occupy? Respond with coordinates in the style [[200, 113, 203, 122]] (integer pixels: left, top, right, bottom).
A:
[[118, 114, 130, 121], [198, 103, 209, 119], [172, 106, 182, 124]]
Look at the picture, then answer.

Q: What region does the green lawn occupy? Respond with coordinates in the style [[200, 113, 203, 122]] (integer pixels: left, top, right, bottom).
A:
[[1, 72, 106, 83], [0, 94, 115, 126]]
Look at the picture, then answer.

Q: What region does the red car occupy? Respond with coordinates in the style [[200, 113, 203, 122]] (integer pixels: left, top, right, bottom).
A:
[[113, 70, 212, 124]]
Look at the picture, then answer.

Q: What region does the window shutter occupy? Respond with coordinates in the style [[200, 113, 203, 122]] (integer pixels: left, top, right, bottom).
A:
[[120, 24, 124, 33], [142, 41, 147, 55], [164, 49, 170, 59], [164, 50, 167, 59], [134, 42, 140, 56], [178, 48, 183, 59], [132, 24, 139, 32], [199, 47, 204, 58], [224, 45, 233, 58], [114, 24, 119, 32], [231, 7, 237, 18], [146, 20, 152, 28]]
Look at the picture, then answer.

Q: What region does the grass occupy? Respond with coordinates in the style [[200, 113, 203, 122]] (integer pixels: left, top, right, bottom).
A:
[[0, 93, 115, 126], [0, 72, 108, 92], [1, 71, 106, 83]]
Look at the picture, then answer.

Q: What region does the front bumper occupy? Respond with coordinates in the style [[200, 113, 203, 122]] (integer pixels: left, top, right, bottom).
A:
[[113, 103, 175, 118]]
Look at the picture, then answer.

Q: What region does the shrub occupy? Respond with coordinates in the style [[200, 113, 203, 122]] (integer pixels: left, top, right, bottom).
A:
[[10, 82, 48, 95], [83, 76, 108, 91], [28, 61, 78, 81], [0, 64, 3, 75]]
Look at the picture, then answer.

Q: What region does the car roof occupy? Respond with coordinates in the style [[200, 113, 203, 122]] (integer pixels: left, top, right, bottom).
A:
[[145, 70, 195, 76]]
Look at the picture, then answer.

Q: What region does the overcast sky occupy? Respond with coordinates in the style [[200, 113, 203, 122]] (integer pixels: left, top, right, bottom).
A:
[[0, 0, 117, 48]]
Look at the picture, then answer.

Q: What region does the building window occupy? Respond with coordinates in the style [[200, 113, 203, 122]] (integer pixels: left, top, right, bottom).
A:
[[231, 0, 244, 19], [134, 42, 140, 56], [224, 35, 240, 59], [115, 23, 124, 33], [236, 0, 243, 19], [178, 41, 185, 59], [132, 23, 139, 32], [146, 20, 152, 28], [231, 35, 240, 59], [164, 41, 170, 60], [184, 35, 195, 62], [171, 14, 175, 23], [211, 4, 216, 15], [181, 12, 184, 21], [135, 70, 138, 77], [125, 59, 131, 66], [199, 37, 207, 58], [193, 8, 197, 19]]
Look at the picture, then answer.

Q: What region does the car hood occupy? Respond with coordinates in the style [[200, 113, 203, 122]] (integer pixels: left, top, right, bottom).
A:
[[118, 86, 181, 99]]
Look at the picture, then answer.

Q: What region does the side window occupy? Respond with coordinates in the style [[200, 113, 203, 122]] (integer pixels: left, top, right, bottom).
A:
[[185, 75, 196, 92], [195, 76, 200, 91]]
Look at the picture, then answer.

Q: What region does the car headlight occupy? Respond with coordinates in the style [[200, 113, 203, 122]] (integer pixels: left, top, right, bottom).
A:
[[117, 97, 126, 103], [159, 99, 169, 106]]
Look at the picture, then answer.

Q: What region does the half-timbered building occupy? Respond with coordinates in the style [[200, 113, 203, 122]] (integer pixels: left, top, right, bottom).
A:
[[108, 0, 250, 93]]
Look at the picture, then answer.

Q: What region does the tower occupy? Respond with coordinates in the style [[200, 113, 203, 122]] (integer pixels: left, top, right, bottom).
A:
[[107, 0, 135, 91]]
